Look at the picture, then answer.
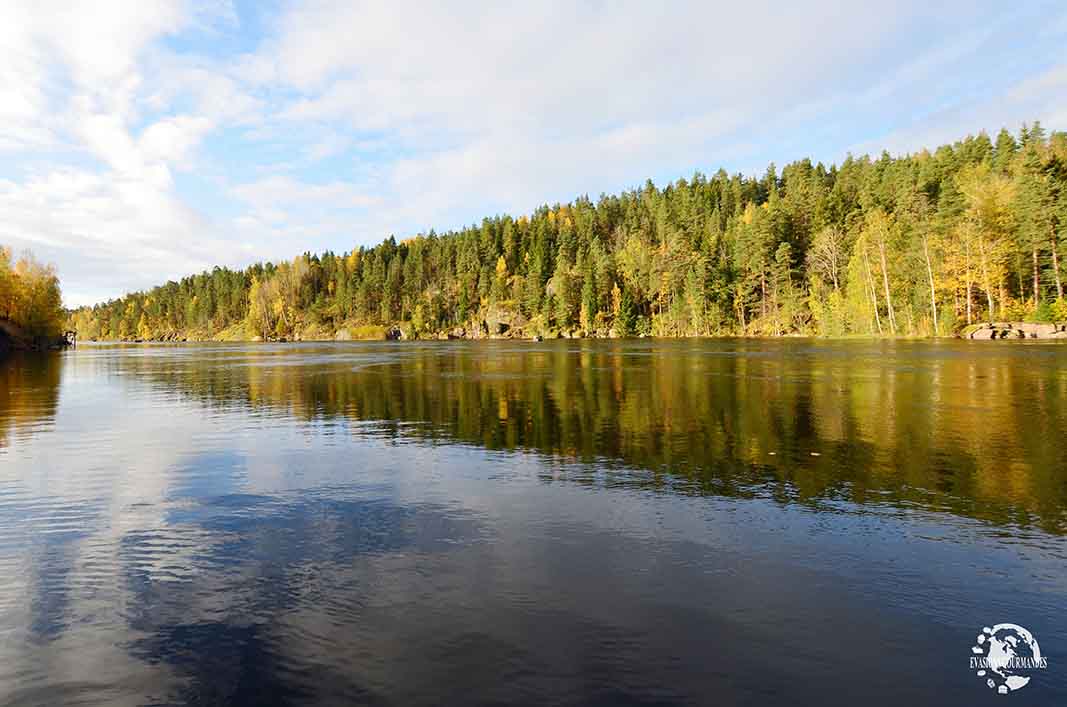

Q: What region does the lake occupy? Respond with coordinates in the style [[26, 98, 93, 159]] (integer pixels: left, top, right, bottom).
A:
[[1, 339, 1065, 706]]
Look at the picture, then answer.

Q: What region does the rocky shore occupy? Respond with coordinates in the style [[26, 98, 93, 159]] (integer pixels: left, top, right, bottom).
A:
[[965, 322, 1067, 340], [0, 320, 75, 353]]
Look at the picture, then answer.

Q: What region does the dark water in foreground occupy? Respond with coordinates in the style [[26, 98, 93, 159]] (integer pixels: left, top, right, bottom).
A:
[[1, 339, 1066, 706]]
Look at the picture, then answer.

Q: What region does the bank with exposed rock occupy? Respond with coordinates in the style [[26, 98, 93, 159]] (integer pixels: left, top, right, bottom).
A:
[[964, 322, 1067, 339]]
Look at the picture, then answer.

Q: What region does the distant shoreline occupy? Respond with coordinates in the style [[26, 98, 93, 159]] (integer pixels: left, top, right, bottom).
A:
[[73, 330, 1067, 344]]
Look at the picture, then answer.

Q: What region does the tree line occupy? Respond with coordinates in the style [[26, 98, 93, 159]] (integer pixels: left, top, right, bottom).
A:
[[0, 247, 65, 340], [70, 123, 1067, 341]]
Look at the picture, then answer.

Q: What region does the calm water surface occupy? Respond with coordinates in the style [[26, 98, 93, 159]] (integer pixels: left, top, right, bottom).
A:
[[1, 339, 1066, 706]]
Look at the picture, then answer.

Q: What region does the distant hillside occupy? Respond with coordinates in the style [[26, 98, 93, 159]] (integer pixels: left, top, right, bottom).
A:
[[70, 123, 1067, 342]]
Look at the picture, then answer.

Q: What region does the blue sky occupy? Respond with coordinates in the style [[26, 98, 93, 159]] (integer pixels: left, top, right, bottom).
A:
[[3, 0, 1067, 306]]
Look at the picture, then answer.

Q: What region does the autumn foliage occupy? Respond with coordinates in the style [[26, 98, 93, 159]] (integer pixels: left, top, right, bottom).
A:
[[0, 247, 64, 340], [70, 123, 1067, 341]]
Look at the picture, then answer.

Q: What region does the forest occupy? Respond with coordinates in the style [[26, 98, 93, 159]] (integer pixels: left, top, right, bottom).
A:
[[69, 123, 1067, 341], [0, 247, 65, 346]]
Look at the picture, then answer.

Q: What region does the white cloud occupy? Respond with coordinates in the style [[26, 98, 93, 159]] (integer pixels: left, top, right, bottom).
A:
[[144, 56, 267, 126], [231, 175, 379, 209], [0, 1, 248, 304], [849, 64, 1067, 158], [0, 167, 235, 305], [270, 2, 907, 136], [139, 115, 215, 168], [257, 0, 1067, 230]]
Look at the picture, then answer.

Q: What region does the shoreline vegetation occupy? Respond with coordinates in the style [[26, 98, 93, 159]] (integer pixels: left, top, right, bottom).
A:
[[0, 247, 66, 353], [68, 123, 1067, 343]]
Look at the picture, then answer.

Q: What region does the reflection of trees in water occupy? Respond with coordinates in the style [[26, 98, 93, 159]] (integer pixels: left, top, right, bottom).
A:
[[0, 353, 62, 450], [121, 341, 1067, 533]]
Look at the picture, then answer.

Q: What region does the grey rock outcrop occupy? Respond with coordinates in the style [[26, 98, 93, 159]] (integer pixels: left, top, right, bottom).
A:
[[967, 322, 1065, 340]]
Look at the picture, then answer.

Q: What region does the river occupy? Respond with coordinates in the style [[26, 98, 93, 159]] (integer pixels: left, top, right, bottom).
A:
[[1, 339, 1065, 705]]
